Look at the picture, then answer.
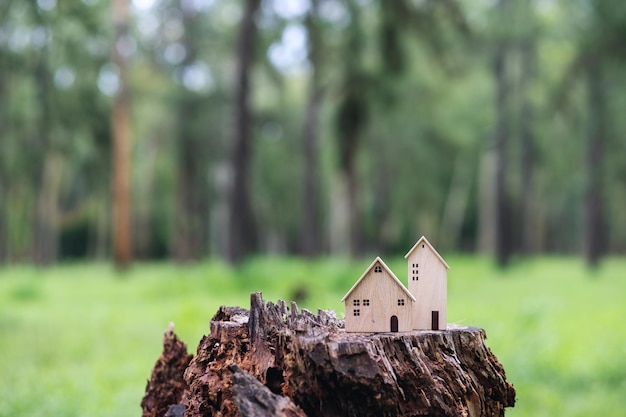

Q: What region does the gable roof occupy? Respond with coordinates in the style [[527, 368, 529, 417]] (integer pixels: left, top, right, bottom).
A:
[[341, 256, 416, 302], [404, 236, 450, 269]]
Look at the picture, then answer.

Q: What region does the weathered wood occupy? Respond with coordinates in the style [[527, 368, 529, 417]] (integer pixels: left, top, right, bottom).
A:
[[142, 293, 515, 417], [141, 325, 193, 417], [230, 364, 306, 417]]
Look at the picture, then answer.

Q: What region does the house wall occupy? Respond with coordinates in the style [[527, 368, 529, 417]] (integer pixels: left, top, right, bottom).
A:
[[407, 245, 447, 330], [344, 268, 413, 333]]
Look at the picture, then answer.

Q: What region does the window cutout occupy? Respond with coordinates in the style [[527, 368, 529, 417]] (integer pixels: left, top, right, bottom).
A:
[[353, 299, 360, 306], [422, 244, 424, 248], [363, 299, 370, 306], [353, 309, 360, 316], [397, 299, 405, 306], [374, 265, 382, 273]]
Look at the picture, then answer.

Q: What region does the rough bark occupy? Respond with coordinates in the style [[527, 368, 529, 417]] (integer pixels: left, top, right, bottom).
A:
[[112, 0, 133, 268], [584, 57, 606, 268], [231, 364, 306, 417], [142, 293, 515, 417], [227, 0, 260, 264], [141, 325, 193, 417]]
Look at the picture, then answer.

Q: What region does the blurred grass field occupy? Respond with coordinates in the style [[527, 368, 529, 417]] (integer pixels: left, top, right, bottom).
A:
[[1, 256, 625, 417]]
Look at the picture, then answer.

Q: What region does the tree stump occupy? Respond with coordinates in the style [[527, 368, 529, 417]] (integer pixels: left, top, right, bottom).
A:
[[141, 293, 515, 417]]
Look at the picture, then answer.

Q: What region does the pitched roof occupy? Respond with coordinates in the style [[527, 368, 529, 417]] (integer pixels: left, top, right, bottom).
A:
[[404, 236, 450, 269], [341, 256, 416, 302]]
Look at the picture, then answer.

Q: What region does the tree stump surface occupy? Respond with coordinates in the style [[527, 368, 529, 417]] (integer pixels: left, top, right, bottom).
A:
[[141, 293, 515, 417]]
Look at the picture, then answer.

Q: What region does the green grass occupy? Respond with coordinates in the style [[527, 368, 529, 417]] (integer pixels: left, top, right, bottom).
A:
[[1, 256, 625, 416]]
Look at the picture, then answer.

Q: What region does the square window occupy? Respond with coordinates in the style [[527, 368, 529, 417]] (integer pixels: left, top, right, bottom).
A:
[[363, 299, 370, 306], [353, 309, 360, 316], [397, 299, 405, 306], [374, 265, 382, 273], [353, 299, 360, 306]]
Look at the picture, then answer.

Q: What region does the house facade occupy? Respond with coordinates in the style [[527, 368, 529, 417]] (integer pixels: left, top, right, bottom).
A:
[[343, 237, 449, 333], [405, 236, 449, 330], [341, 257, 415, 333]]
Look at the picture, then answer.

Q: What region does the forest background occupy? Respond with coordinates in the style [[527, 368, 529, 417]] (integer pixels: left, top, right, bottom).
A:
[[2, 2, 626, 416], [1, 0, 625, 266]]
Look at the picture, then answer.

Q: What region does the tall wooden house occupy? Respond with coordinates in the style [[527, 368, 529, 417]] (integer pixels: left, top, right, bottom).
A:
[[405, 236, 450, 331], [343, 236, 449, 333]]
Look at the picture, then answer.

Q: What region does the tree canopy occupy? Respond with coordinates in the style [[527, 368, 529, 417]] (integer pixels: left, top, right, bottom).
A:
[[1, 0, 625, 266]]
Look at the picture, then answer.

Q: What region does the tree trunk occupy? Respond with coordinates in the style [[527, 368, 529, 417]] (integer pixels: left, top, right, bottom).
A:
[[227, 0, 260, 264], [584, 57, 606, 268], [0, 177, 5, 262], [142, 293, 516, 417], [173, 115, 209, 261], [299, 0, 323, 258], [519, 40, 537, 255], [33, 153, 63, 264], [493, 0, 512, 267], [112, 0, 133, 268], [173, 4, 209, 262], [439, 155, 473, 251], [30, 4, 58, 265], [477, 150, 497, 254], [0, 73, 6, 262]]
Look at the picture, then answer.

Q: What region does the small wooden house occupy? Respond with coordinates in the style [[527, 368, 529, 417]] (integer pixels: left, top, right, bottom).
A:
[[342, 236, 449, 333], [342, 257, 416, 333], [405, 236, 449, 330]]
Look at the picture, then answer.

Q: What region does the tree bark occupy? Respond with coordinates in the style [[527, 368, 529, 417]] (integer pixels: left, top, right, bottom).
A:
[[584, 57, 606, 268], [141, 326, 193, 417], [299, 0, 323, 258], [142, 293, 516, 417], [112, 0, 133, 268], [493, 0, 512, 267], [227, 0, 260, 264]]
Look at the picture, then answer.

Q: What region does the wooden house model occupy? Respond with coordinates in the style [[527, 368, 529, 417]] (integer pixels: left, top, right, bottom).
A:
[[342, 236, 449, 333]]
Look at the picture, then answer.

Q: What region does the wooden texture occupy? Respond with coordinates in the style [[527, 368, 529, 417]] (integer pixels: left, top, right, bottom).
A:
[[342, 257, 415, 332], [141, 326, 193, 417], [142, 293, 515, 417], [231, 364, 306, 417], [405, 236, 449, 330]]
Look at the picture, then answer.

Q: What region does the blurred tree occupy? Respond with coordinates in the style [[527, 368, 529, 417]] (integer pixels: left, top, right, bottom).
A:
[[333, 0, 370, 257], [29, 1, 60, 265], [300, 0, 324, 257], [227, 0, 261, 263], [492, 0, 513, 267], [584, 57, 606, 268], [171, 0, 210, 262], [518, 0, 539, 255], [112, 0, 133, 268]]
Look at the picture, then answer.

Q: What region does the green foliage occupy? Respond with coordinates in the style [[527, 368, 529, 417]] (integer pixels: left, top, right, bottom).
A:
[[0, 257, 625, 416], [1, 0, 625, 261]]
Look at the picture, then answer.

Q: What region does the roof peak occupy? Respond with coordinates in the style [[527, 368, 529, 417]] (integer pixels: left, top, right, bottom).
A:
[[341, 256, 416, 302], [404, 236, 450, 269]]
